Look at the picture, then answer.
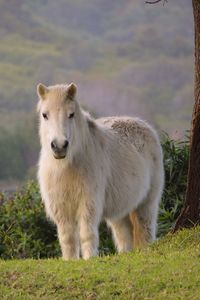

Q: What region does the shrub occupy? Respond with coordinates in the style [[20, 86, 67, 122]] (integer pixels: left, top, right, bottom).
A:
[[158, 133, 189, 236], [0, 134, 189, 259], [0, 182, 60, 259]]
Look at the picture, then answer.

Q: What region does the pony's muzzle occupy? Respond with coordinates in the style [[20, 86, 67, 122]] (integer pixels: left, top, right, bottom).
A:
[[51, 139, 68, 159]]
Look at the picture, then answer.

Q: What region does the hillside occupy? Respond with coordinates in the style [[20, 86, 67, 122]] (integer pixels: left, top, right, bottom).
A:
[[0, 0, 194, 183], [0, 226, 199, 299]]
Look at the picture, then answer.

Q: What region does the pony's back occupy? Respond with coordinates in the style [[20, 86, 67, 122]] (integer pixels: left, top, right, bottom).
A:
[[97, 116, 164, 249]]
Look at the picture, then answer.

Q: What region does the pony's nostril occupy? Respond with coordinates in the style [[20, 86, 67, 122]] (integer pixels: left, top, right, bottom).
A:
[[51, 141, 57, 150], [63, 140, 69, 150]]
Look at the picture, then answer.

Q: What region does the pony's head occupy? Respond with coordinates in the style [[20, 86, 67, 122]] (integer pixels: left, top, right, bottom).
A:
[[37, 83, 83, 160]]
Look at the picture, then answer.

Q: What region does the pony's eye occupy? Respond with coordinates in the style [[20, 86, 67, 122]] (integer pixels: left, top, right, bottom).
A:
[[69, 112, 74, 119], [42, 113, 48, 120]]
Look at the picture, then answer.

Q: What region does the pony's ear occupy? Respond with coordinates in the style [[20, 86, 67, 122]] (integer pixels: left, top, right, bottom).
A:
[[67, 83, 77, 99], [37, 83, 49, 100]]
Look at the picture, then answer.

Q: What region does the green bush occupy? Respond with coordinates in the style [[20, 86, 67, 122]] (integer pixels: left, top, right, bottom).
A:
[[158, 134, 189, 236], [0, 134, 189, 259], [0, 182, 60, 259]]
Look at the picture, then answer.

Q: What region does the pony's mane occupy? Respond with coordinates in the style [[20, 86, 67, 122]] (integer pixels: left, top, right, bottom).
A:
[[82, 109, 97, 130]]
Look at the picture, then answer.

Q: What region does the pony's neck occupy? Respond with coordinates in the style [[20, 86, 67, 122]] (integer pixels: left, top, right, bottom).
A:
[[70, 107, 97, 166]]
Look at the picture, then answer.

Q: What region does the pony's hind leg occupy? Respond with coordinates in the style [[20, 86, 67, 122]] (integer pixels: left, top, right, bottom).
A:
[[129, 211, 148, 249], [107, 215, 133, 253], [130, 182, 162, 249]]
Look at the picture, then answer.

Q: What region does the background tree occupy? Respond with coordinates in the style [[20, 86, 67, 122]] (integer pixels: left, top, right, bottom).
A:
[[174, 0, 200, 230], [146, 0, 200, 229]]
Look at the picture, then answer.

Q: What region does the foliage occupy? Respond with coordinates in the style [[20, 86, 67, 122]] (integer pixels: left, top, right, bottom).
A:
[[0, 227, 200, 300], [158, 133, 189, 236], [0, 182, 60, 259], [0, 134, 189, 259]]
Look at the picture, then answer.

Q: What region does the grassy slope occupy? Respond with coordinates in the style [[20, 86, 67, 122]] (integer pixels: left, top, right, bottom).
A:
[[0, 227, 199, 300]]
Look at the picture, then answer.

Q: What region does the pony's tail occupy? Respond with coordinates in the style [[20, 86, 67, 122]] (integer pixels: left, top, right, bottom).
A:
[[129, 211, 148, 249]]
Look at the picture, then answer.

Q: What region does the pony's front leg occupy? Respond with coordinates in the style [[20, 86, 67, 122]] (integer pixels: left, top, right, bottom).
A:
[[79, 210, 99, 260], [57, 221, 79, 260]]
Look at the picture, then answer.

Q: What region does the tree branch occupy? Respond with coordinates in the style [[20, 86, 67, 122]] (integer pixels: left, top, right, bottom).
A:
[[145, 0, 167, 4]]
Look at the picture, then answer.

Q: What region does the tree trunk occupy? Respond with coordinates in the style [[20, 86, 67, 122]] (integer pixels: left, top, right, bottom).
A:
[[173, 0, 200, 231]]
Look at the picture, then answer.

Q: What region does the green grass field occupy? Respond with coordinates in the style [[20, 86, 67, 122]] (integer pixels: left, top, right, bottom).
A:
[[0, 226, 199, 300]]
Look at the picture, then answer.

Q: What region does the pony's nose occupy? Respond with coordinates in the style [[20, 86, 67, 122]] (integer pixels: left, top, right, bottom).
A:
[[51, 140, 68, 151]]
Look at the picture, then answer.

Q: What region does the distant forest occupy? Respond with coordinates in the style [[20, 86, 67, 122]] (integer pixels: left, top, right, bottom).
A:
[[0, 0, 193, 187]]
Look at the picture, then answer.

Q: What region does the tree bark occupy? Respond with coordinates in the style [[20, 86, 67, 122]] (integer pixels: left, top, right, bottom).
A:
[[173, 0, 200, 231]]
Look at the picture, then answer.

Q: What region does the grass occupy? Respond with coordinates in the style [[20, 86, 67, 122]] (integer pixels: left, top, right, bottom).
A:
[[0, 227, 200, 300]]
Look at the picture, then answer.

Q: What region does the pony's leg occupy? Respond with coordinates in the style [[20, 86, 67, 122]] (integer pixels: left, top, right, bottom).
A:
[[107, 215, 133, 253], [131, 183, 162, 248], [57, 221, 79, 260], [79, 215, 99, 260]]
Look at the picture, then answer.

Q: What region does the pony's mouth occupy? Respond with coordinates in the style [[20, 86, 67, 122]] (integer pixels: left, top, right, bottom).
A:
[[53, 152, 66, 159], [53, 154, 66, 160]]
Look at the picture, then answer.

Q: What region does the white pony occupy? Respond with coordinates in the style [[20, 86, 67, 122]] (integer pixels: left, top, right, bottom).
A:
[[37, 83, 164, 260]]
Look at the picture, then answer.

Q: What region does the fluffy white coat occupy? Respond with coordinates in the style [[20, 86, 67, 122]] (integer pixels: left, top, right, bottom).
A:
[[37, 83, 164, 260]]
